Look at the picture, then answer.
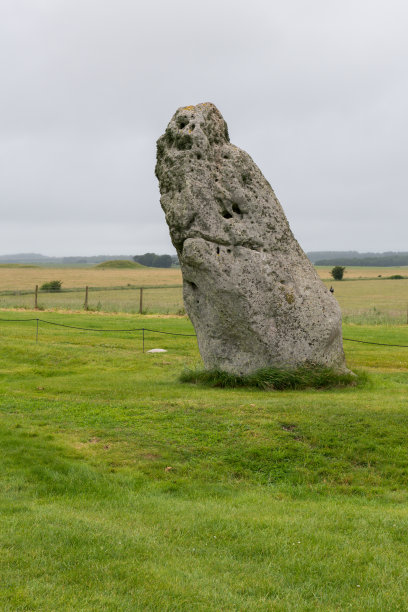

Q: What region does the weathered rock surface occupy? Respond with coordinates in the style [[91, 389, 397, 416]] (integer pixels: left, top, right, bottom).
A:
[[155, 102, 347, 375]]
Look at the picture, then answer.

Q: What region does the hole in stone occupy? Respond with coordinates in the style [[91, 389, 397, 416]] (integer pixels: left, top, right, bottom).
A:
[[191, 123, 195, 130], [187, 281, 198, 290], [177, 117, 189, 129], [227, 249, 231, 253], [223, 153, 230, 159], [232, 202, 242, 215], [216, 246, 220, 254], [196, 152, 202, 160], [222, 211, 232, 219]]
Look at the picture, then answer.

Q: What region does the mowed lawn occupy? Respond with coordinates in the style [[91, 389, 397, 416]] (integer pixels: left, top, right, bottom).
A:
[[1, 311, 408, 610]]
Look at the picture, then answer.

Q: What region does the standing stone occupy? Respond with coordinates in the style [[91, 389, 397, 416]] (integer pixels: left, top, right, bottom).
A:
[[155, 103, 347, 375]]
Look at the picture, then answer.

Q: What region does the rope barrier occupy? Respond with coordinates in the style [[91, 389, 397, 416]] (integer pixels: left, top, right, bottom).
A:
[[30, 319, 147, 332], [0, 317, 197, 337], [1, 317, 408, 346], [0, 318, 39, 322], [343, 337, 408, 348]]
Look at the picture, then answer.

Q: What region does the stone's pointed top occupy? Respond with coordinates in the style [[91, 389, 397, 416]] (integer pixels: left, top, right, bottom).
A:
[[180, 102, 217, 112], [175, 102, 226, 129], [156, 103, 230, 161]]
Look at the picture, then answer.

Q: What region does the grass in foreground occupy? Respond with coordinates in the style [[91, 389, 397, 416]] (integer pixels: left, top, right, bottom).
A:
[[181, 365, 360, 389], [1, 311, 408, 610]]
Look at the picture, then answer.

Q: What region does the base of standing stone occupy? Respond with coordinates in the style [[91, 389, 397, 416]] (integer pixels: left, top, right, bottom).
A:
[[180, 365, 358, 390]]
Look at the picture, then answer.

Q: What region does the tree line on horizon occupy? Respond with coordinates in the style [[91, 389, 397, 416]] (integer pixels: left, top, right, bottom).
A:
[[307, 250, 408, 264], [133, 253, 179, 268], [314, 254, 408, 267]]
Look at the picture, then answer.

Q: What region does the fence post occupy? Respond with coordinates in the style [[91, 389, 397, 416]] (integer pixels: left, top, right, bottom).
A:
[[84, 286, 89, 310], [34, 285, 38, 310], [139, 287, 143, 314]]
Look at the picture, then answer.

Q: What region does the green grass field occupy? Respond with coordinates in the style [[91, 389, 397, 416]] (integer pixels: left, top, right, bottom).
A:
[[324, 278, 408, 325], [1, 310, 408, 610]]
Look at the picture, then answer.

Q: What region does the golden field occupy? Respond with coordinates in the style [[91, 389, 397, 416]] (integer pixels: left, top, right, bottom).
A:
[[0, 264, 406, 292], [0, 266, 182, 291], [316, 265, 408, 280]]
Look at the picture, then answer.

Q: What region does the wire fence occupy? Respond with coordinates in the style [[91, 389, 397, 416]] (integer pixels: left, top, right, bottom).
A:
[[0, 285, 185, 315], [1, 316, 408, 350], [0, 316, 197, 352], [1, 283, 408, 324]]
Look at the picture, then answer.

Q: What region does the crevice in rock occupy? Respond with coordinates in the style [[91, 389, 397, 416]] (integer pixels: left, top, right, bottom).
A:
[[182, 233, 263, 254], [232, 202, 243, 216]]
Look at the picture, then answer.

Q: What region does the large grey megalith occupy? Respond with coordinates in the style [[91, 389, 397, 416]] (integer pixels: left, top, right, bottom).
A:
[[155, 102, 347, 375]]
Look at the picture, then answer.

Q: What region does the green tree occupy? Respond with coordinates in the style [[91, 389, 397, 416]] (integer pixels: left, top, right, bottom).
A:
[[331, 266, 346, 281], [133, 253, 173, 268], [40, 280, 62, 291]]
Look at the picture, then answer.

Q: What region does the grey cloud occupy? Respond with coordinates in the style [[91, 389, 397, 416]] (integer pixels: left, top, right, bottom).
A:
[[0, 0, 407, 255]]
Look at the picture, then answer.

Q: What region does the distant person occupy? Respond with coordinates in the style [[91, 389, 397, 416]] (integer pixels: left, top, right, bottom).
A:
[[329, 286, 334, 294]]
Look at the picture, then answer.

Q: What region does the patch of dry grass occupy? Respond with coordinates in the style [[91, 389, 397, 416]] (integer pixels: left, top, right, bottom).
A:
[[0, 266, 182, 291], [316, 265, 408, 280]]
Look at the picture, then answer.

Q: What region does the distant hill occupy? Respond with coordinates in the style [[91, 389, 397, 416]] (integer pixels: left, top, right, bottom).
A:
[[0, 253, 52, 263], [0, 253, 136, 265], [95, 260, 144, 269], [308, 252, 408, 267], [0, 263, 39, 268]]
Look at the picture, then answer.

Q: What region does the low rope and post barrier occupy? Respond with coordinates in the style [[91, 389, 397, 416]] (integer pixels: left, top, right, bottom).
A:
[[0, 317, 197, 352], [1, 317, 408, 352], [343, 338, 408, 347]]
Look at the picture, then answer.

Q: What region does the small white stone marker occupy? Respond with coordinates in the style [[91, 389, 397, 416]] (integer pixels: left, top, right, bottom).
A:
[[147, 348, 167, 353]]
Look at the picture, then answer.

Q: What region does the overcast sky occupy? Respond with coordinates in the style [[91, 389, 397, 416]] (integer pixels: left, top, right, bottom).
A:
[[1, 0, 407, 256]]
